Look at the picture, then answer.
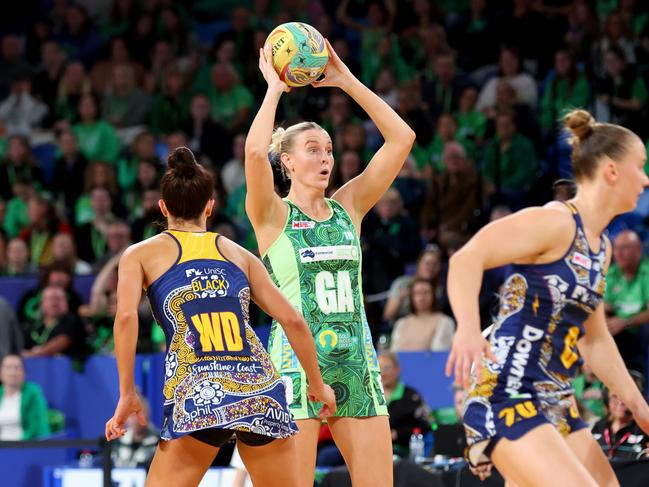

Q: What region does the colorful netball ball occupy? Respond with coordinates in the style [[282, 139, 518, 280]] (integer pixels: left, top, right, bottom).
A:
[[266, 22, 329, 87]]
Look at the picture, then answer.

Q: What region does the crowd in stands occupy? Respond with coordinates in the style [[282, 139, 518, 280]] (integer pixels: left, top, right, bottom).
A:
[[1, 0, 649, 467]]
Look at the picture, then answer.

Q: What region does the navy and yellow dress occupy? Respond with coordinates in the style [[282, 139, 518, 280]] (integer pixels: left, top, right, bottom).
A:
[[463, 203, 607, 465], [147, 230, 297, 444]]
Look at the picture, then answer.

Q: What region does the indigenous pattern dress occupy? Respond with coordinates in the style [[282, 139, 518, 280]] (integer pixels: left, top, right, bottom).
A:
[[463, 203, 607, 465], [264, 198, 388, 420], [147, 230, 297, 440]]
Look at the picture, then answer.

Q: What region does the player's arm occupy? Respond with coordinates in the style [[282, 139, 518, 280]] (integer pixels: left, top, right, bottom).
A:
[[580, 304, 649, 431], [105, 245, 146, 440], [579, 239, 649, 434], [445, 207, 575, 388], [246, 253, 336, 417], [314, 41, 416, 225], [244, 44, 289, 228]]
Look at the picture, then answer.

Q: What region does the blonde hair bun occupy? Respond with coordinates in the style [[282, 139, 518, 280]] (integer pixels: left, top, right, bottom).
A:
[[564, 109, 596, 142]]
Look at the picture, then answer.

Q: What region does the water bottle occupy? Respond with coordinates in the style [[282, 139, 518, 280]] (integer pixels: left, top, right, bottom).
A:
[[409, 427, 425, 463], [78, 450, 94, 468], [377, 334, 390, 353]]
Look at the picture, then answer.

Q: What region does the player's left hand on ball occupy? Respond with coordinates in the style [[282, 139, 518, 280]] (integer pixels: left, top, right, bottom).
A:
[[311, 39, 353, 89], [307, 383, 337, 418], [105, 392, 147, 441]]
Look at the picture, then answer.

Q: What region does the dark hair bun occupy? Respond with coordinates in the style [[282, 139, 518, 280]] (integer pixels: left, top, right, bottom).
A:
[[167, 146, 198, 178], [564, 109, 596, 142]]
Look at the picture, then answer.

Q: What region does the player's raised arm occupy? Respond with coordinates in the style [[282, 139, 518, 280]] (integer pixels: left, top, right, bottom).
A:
[[313, 40, 416, 224], [244, 44, 289, 228]]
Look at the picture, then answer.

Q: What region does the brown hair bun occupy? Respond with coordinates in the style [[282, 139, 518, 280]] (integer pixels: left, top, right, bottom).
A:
[[167, 146, 198, 178]]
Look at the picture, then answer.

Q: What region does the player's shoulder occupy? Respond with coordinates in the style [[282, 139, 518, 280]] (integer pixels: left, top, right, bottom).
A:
[[507, 203, 575, 231], [123, 232, 174, 258], [542, 200, 571, 213], [215, 233, 252, 269]]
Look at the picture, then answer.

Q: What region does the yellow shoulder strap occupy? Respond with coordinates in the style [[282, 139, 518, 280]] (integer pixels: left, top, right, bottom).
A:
[[166, 231, 225, 264]]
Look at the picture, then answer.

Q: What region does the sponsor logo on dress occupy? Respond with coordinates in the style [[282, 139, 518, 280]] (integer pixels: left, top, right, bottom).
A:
[[191, 380, 225, 406], [190, 274, 229, 297], [186, 268, 203, 278], [299, 245, 359, 263], [571, 252, 592, 270], [292, 220, 316, 229], [505, 325, 544, 397], [317, 329, 357, 352], [249, 405, 292, 435], [193, 361, 263, 374], [186, 267, 227, 278], [301, 249, 316, 259]]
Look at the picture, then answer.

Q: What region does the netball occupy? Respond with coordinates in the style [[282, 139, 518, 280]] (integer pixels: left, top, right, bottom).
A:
[[266, 22, 329, 87]]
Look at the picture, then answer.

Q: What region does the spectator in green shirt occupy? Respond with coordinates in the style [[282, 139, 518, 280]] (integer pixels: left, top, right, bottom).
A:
[[116, 131, 160, 194], [481, 109, 537, 209], [413, 113, 475, 175], [207, 62, 253, 135], [360, 34, 414, 88], [455, 85, 486, 145], [0, 354, 51, 440], [3, 178, 34, 238], [53, 62, 90, 126], [2, 237, 36, 276], [149, 67, 189, 136], [72, 94, 121, 164], [540, 49, 592, 135], [604, 230, 649, 374], [337, 0, 412, 88], [421, 51, 466, 125], [378, 352, 432, 456]]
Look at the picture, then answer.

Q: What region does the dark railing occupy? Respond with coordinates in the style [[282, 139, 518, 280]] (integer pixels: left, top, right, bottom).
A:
[[0, 437, 112, 487]]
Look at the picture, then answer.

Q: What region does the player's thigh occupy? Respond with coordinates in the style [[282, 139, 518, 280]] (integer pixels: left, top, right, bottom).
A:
[[145, 435, 218, 487], [327, 416, 393, 487], [490, 424, 598, 487], [566, 428, 619, 487], [289, 419, 321, 484], [238, 437, 300, 487]]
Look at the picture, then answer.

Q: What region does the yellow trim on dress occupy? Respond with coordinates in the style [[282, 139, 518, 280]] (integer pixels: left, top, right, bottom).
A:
[[167, 231, 225, 264]]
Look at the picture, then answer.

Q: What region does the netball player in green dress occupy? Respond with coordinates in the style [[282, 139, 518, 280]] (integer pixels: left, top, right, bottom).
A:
[[244, 42, 415, 486]]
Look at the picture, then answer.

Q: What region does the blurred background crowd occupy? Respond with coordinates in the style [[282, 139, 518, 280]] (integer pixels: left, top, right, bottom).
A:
[[2, 0, 649, 472]]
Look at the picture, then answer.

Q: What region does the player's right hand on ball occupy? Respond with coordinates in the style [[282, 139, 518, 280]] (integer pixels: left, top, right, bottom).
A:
[[308, 383, 337, 418]]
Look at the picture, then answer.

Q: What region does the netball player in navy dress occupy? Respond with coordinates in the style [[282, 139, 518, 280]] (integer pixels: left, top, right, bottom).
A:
[[446, 109, 649, 486], [105, 147, 335, 487]]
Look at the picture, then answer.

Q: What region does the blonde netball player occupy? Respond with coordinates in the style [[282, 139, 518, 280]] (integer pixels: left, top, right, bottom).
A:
[[446, 109, 649, 486], [244, 41, 415, 486]]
